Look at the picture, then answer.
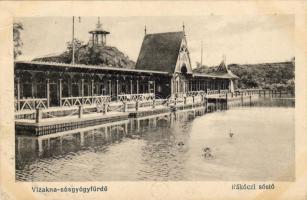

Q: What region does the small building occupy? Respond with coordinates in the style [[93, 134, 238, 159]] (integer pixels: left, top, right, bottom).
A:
[[14, 23, 238, 111]]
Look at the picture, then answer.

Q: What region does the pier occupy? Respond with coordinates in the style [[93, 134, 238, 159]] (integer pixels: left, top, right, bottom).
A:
[[15, 89, 293, 136]]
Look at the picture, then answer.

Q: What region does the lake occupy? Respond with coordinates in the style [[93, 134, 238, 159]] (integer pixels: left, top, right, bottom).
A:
[[16, 97, 295, 181]]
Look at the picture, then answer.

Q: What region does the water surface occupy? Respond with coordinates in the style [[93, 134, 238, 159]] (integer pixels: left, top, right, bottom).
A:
[[16, 98, 295, 181]]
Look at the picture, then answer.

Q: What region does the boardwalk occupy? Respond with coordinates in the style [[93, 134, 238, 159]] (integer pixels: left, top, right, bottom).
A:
[[15, 89, 294, 136]]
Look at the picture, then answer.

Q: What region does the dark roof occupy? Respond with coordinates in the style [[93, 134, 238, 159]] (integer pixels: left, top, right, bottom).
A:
[[135, 31, 184, 73], [209, 60, 239, 79], [89, 29, 110, 34], [14, 61, 169, 75]]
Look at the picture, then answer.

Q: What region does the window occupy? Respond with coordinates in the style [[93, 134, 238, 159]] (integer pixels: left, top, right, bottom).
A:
[[36, 84, 46, 98], [72, 84, 79, 97], [23, 84, 32, 98], [84, 84, 89, 96]]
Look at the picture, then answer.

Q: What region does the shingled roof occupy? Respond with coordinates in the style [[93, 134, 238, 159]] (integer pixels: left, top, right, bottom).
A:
[[209, 60, 239, 79], [135, 31, 185, 73]]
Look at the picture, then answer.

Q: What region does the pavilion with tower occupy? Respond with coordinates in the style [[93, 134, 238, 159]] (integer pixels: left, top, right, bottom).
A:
[[13, 19, 238, 111], [89, 17, 110, 47]]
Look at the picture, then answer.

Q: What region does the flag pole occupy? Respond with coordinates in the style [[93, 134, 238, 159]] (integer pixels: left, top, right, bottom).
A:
[[72, 16, 75, 64], [201, 40, 203, 67]]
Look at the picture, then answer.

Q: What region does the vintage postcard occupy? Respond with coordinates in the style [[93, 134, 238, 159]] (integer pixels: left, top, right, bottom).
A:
[[0, 1, 306, 200]]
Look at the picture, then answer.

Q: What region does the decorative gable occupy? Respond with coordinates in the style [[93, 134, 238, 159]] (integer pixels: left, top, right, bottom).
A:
[[174, 37, 193, 74]]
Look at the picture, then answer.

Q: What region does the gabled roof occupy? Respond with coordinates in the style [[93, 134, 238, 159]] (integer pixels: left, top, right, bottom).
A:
[[135, 31, 185, 73], [209, 60, 239, 79]]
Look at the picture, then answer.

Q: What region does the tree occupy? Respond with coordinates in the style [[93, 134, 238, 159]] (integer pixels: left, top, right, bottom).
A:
[[13, 22, 23, 59], [66, 39, 85, 63], [33, 38, 136, 68]]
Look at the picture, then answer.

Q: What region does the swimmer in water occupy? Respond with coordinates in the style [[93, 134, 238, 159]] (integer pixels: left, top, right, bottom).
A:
[[229, 129, 234, 138], [177, 141, 184, 146], [202, 147, 212, 158]]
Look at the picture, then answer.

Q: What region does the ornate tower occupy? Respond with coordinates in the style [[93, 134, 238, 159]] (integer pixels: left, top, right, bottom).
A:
[[89, 17, 110, 46]]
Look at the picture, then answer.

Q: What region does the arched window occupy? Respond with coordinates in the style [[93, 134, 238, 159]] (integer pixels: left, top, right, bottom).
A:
[[181, 64, 187, 74]]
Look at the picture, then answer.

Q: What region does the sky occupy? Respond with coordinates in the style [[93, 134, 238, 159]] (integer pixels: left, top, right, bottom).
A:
[[15, 15, 294, 67]]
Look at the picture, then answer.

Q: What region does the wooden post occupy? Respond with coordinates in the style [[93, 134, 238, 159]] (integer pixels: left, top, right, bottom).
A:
[[36, 108, 42, 123], [249, 95, 252, 106], [123, 101, 127, 112], [130, 79, 133, 94], [136, 100, 139, 111], [46, 78, 50, 108], [80, 131, 85, 146], [32, 80, 36, 99], [81, 78, 84, 98], [136, 80, 139, 94], [38, 138, 43, 154], [184, 96, 187, 105], [91, 80, 94, 96], [152, 99, 156, 109], [108, 80, 111, 96], [153, 80, 155, 95], [59, 79, 62, 106], [226, 92, 228, 110], [116, 79, 119, 99], [17, 78, 20, 111], [78, 105, 83, 118], [279, 90, 282, 98], [124, 122, 128, 134], [241, 93, 244, 105], [192, 95, 195, 107], [136, 119, 140, 132], [153, 117, 157, 127], [103, 103, 108, 114]]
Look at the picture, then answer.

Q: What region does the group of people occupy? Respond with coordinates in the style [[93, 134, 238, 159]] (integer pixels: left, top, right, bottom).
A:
[[177, 129, 234, 159], [202, 129, 234, 159]]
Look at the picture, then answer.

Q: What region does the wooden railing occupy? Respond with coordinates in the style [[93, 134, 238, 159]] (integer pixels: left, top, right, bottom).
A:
[[187, 90, 206, 97], [174, 93, 186, 98], [61, 95, 111, 107], [117, 93, 155, 101], [15, 98, 48, 111]]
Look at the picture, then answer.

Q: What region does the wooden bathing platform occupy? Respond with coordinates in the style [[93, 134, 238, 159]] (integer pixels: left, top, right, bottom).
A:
[[15, 89, 292, 136]]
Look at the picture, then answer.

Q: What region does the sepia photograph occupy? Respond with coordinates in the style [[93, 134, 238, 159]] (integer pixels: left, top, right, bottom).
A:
[[1, 1, 307, 200], [14, 15, 295, 182]]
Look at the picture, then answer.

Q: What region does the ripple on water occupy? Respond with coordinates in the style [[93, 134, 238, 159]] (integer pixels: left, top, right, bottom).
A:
[[16, 107, 294, 181]]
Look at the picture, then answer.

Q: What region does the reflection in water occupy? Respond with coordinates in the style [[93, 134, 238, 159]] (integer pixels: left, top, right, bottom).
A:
[[16, 98, 294, 181]]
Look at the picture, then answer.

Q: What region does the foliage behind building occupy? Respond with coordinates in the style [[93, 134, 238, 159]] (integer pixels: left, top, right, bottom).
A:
[[193, 60, 295, 91]]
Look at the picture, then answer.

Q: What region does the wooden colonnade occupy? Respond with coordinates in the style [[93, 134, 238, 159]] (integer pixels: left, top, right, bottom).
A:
[[15, 69, 163, 110]]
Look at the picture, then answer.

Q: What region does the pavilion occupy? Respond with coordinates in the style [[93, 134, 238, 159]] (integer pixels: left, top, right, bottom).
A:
[[14, 21, 238, 111]]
